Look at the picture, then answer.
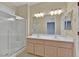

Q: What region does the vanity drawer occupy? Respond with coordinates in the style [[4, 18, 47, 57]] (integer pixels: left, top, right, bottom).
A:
[[27, 39, 36, 43], [34, 39, 44, 44], [45, 40, 74, 48], [27, 39, 44, 44], [45, 40, 59, 47], [57, 41, 74, 48]]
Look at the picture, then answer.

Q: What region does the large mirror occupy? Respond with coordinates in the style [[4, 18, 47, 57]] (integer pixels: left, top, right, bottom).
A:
[[32, 17, 41, 34], [44, 16, 56, 34], [64, 11, 72, 30], [61, 10, 73, 37], [32, 15, 57, 35], [31, 10, 73, 36]]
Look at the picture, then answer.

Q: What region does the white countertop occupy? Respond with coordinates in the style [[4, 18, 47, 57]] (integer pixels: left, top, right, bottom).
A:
[[27, 34, 74, 42]]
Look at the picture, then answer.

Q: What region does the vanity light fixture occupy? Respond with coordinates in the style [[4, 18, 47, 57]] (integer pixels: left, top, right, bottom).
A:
[[34, 9, 63, 17], [54, 10, 58, 15], [57, 9, 63, 15], [49, 11, 54, 16], [49, 9, 63, 16], [34, 12, 45, 18], [37, 13, 40, 17], [40, 13, 44, 17], [34, 13, 39, 17]]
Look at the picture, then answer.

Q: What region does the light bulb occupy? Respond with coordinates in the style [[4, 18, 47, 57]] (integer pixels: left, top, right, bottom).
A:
[[34, 14, 37, 17], [40, 13, 44, 17], [34, 13, 45, 18], [37, 13, 40, 17], [58, 9, 63, 15], [49, 11, 54, 15], [54, 10, 58, 15], [34, 14, 39, 18]]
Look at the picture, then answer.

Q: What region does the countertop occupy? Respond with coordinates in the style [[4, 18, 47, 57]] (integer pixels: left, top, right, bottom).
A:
[[27, 34, 74, 42]]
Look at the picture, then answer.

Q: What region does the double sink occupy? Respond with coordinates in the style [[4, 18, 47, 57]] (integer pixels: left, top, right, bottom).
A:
[[27, 34, 74, 42]]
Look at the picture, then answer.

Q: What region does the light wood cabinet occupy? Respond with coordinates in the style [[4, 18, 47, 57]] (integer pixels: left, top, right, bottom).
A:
[[58, 48, 73, 57], [45, 46, 57, 57], [35, 44, 44, 56], [27, 42, 34, 54], [27, 39, 74, 57]]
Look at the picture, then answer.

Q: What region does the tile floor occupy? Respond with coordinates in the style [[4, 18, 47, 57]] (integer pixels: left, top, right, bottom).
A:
[[16, 50, 37, 57]]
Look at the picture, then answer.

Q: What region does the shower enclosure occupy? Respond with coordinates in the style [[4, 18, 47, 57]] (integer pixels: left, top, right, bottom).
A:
[[0, 16, 26, 56]]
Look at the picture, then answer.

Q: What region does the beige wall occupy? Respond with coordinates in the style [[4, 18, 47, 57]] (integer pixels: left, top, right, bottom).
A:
[[15, 4, 28, 36], [15, 4, 28, 18], [61, 2, 77, 37], [0, 2, 16, 11], [30, 2, 67, 35]]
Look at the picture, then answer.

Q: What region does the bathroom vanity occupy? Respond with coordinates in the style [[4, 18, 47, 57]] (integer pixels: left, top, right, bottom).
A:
[[26, 34, 74, 57]]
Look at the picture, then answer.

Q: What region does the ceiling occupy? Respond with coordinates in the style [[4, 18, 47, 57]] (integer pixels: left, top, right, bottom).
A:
[[9, 2, 40, 6]]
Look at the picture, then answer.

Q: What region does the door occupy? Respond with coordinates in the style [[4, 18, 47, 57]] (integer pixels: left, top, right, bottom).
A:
[[58, 47, 73, 57], [8, 20, 26, 55], [16, 20, 26, 48], [0, 20, 9, 56], [47, 22, 55, 34], [27, 42, 34, 54], [34, 44, 44, 56], [45, 46, 57, 57], [8, 20, 18, 55]]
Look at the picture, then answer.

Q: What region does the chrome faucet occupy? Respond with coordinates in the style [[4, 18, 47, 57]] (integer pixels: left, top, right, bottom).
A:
[[54, 32, 57, 38], [55, 35, 57, 38], [37, 34, 39, 37]]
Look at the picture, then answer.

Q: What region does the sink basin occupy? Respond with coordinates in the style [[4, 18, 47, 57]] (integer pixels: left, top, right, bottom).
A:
[[27, 34, 74, 42]]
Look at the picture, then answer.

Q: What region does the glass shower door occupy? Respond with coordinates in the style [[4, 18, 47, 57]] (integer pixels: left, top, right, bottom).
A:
[[0, 20, 9, 56], [16, 20, 26, 49], [8, 20, 18, 55], [8, 19, 26, 56], [0, 18, 26, 56]]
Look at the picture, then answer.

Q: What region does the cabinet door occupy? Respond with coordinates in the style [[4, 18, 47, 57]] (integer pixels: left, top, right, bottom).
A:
[[45, 46, 57, 57], [35, 45, 44, 56], [58, 48, 73, 57], [27, 42, 34, 54]]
